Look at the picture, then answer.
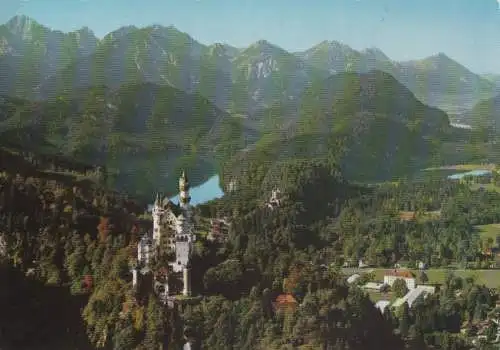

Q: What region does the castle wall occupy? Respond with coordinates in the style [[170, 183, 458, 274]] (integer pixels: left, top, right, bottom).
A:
[[183, 268, 191, 296]]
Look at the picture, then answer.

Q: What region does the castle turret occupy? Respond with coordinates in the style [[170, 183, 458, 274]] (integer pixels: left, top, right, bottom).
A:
[[152, 194, 162, 243], [138, 235, 152, 266], [131, 267, 139, 288], [179, 170, 191, 206]]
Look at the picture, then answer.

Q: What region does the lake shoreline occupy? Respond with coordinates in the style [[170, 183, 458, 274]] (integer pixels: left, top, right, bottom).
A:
[[148, 174, 224, 211]]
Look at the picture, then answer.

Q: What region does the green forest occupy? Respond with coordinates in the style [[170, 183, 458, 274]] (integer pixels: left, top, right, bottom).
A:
[[2, 144, 500, 350]]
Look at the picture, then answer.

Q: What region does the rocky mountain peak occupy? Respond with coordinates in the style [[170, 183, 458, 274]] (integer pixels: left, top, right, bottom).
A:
[[5, 15, 44, 38], [362, 47, 390, 61]]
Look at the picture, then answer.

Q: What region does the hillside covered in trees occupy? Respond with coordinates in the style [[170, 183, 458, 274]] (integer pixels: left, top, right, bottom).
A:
[[0, 83, 250, 203], [0, 148, 402, 349], [220, 70, 459, 190], [3, 142, 500, 349]]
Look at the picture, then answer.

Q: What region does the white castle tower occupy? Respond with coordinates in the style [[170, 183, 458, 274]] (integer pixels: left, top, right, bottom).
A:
[[152, 193, 162, 244], [178, 170, 191, 208], [174, 171, 195, 296], [133, 170, 196, 298]]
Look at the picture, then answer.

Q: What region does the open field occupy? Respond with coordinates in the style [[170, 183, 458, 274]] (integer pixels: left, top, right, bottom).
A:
[[345, 268, 500, 288], [475, 224, 500, 242], [423, 164, 495, 171]]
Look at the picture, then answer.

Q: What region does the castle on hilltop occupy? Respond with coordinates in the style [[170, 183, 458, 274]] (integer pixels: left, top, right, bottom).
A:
[[131, 171, 196, 304]]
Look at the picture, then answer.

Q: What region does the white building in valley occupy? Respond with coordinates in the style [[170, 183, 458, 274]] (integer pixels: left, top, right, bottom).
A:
[[383, 270, 416, 290]]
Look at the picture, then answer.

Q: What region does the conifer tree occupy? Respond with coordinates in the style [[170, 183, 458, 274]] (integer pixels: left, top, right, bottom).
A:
[[399, 302, 411, 338]]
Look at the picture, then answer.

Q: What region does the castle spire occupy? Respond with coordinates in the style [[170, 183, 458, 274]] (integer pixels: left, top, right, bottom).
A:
[[179, 170, 191, 205]]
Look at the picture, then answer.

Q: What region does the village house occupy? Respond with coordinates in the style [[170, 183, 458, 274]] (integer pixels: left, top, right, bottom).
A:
[[384, 270, 416, 290]]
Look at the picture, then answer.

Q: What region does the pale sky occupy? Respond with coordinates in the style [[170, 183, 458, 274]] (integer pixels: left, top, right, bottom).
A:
[[1, 0, 500, 73]]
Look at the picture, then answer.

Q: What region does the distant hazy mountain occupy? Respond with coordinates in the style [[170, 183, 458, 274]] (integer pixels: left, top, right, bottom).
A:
[[295, 41, 395, 76], [229, 40, 328, 114], [395, 53, 496, 114], [0, 15, 98, 98], [1, 15, 497, 118], [39, 25, 235, 111], [44, 36, 328, 114], [294, 40, 363, 74], [482, 73, 500, 88], [216, 43, 242, 59], [297, 43, 495, 115]]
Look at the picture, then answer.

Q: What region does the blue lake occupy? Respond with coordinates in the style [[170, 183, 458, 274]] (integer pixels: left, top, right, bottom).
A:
[[447, 169, 492, 180], [148, 175, 224, 211]]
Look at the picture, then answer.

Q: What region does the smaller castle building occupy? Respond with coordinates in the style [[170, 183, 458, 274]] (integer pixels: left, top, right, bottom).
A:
[[267, 188, 282, 210]]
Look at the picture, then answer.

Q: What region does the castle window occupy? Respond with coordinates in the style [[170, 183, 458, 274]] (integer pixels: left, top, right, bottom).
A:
[[178, 261, 181, 265]]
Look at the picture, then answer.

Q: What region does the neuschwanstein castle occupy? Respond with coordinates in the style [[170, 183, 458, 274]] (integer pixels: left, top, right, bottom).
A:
[[131, 171, 196, 304]]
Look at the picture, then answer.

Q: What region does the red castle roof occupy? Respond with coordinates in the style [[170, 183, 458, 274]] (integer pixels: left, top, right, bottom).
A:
[[385, 270, 414, 278]]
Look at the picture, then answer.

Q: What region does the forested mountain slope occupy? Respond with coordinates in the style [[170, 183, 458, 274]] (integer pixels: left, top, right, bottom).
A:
[[0, 83, 248, 202], [221, 70, 452, 190]]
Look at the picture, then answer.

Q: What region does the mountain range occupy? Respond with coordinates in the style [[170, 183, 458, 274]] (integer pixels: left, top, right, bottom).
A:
[[0, 15, 498, 117], [0, 15, 498, 201]]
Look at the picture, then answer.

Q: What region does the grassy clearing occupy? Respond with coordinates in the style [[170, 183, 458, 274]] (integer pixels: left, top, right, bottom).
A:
[[475, 224, 500, 242], [370, 268, 500, 288], [470, 183, 500, 193], [366, 290, 394, 303]]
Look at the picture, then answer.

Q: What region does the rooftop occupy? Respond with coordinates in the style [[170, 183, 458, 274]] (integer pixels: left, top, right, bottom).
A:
[[363, 282, 385, 290], [385, 269, 414, 278], [375, 300, 391, 313], [392, 285, 435, 308], [275, 294, 298, 305], [347, 274, 361, 284]]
